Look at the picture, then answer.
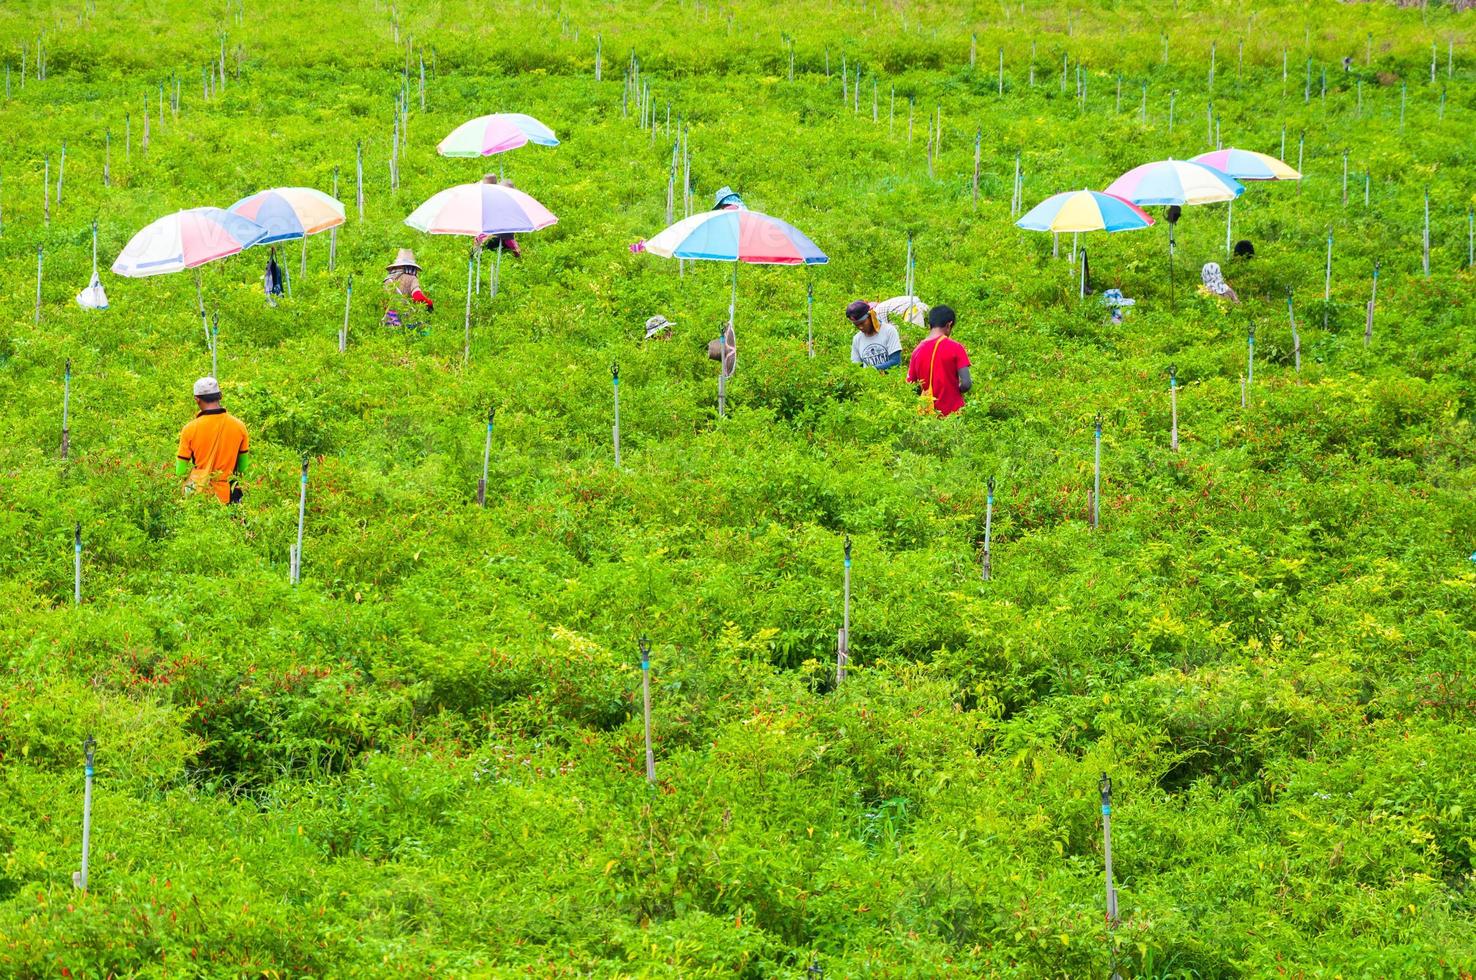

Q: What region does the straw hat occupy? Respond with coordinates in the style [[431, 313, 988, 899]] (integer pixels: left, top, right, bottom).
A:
[[644, 315, 674, 339], [387, 249, 421, 272]]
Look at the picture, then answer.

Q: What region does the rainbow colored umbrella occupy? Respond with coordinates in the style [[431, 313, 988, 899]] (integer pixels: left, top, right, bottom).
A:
[[405, 181, 557, 236], [437, 114, 559, 158], [1189, 148, 1301, 181], [644, 209, 825, 389], [644, 209, 828, 264], [228, 187, 346, 244], [1016, 190, 1155, 233], [112, 207, 268, 277], [1104, 159, 1243, 206]]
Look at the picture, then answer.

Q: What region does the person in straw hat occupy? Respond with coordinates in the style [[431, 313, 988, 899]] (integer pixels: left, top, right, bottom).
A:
[[384, 249, 433, 311]]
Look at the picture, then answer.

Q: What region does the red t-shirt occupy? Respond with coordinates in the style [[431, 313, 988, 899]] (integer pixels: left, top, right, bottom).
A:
[[907, 336, 971, 416]]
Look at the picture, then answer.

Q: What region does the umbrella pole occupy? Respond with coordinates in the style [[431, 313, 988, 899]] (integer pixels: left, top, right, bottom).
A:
[[493, 243, 503, 298], [301, 235, 307, 279], [1168, 224, 1176, 311], [1225, 200, 1232, 257], [463, 251, 474, 364], [806, 279, 814, 358], [475, 246, 482, 296], [196, 269, 210, 345]]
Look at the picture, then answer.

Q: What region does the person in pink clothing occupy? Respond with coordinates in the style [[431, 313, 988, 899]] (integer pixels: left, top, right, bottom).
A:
[[906, 305, 972, 416]]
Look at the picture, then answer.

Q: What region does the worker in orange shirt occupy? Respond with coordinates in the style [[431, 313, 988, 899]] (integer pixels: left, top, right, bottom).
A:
[[175, 377, 251, 504]]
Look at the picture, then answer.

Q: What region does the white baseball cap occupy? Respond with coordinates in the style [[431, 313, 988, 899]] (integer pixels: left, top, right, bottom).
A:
[[193, 377, 222, 397]]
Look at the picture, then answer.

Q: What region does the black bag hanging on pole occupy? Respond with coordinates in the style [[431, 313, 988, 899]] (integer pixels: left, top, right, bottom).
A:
[[264, 246, 285, 297]]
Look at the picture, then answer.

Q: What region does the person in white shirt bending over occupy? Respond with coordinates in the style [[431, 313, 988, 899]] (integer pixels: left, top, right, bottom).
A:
[[845, 300, 903, 371]]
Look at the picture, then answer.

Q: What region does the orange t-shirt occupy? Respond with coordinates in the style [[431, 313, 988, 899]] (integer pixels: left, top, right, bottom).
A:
[[177, 408, 250, 503]]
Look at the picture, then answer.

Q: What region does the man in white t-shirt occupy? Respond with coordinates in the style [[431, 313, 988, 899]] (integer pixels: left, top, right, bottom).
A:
[[846, 300, 903, 371]]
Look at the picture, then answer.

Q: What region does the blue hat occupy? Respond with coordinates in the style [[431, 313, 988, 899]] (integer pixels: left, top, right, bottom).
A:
[[713, 186, 744, 209]]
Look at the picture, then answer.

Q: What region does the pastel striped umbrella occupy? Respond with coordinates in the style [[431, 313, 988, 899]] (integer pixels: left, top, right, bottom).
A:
[[437, 113, 560, 157], [1104, 159, 1243, 206], [404, 181, 558, 236], [1016, 190, 1155, 233], [644, 209, 828, 264], [1188, 150, 1299, 255], [644, 208, 825, 390], [228, 187, 346, 244], [112, 208, 268, 277], [1189, 148, 1301, 181]]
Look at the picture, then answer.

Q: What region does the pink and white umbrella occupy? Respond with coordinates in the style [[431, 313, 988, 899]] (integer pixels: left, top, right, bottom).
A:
[[404, 182, 557, 236], [437, 114, 560, 158], [112, 208, 268, 277]]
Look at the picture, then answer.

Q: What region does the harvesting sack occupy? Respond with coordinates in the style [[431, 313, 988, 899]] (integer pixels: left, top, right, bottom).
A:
[[76, 273, 109, 310], [871, 295, 929, 329]]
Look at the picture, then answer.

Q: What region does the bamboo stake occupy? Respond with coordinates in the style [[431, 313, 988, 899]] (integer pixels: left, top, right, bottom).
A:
[[34, 244, 42, 324], [75, 736, 94, 891], [340, 275, 351, 352], [61, 358, 71, 459], [611, 361, 621, 466], [1245, 325, 1255, 397], [1365, 262, 1379, 346], [972, 130, 981, 207], [1323, 231, 1333, 328], [640, 637, 655, 782], [1092, 413, 1102, 530], [982, 477, 994, 580], [1169, 366, 1179, 451], [57, 141, 64, 204], [1423, 188, 1431, 277], [291, 458, 308, 584], [1287, 291, 1301, 372], [478, 405, 494, 506], [837, 536, 851, 685], [806, 281, 814, 358]]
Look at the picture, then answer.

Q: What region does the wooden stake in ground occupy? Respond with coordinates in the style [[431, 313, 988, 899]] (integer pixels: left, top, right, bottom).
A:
[[57, 140, 65, 204], [837, 535, 851, 685], [34, 244, 42, 324], [356, 141, 364, 220], [1365, 261, 1379, 346], [1169, 365, 1179, 451], [640, 637, 655, 783], [1287, 291, 1301, 372], [43, 156, 49, 225], [611, 361, 621, 466], [477, 405, 494, 506], [982, 476, 995, 580], [61, 358, 71, 459]]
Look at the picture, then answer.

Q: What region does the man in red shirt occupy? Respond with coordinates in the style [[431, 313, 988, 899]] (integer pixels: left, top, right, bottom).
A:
[[907, 305, 972, 416]]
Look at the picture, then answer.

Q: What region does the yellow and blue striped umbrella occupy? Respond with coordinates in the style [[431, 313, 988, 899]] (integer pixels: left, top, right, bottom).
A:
[[1016, 190, 1156, 234]]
